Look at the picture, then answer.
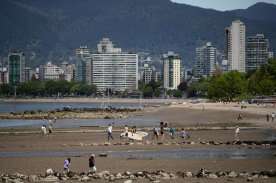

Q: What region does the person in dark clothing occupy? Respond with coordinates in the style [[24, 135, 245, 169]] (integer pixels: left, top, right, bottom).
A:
[[89, 154, 96, 173]]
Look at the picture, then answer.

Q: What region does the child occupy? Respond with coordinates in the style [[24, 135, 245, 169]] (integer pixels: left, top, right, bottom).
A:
[[63, 158, 71, 174], [89, 154, 97, 173]]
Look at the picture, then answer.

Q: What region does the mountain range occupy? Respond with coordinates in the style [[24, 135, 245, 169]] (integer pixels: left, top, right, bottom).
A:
[[1, 0, 276, 67]]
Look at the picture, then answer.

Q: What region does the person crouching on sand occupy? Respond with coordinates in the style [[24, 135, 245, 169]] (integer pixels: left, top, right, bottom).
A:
[[63, 158, 71, 174], [89, 154, 97, 173]]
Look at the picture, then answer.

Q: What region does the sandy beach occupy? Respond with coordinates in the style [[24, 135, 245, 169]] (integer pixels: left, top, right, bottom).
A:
[[0, 100, 276, 182]]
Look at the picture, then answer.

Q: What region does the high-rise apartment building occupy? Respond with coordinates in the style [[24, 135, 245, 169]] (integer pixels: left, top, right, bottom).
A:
[[246, 34, 270, 72], [75, 46, 91, 58], [225, 20, 246, 72], [195, 42, 217, 78], [163, 51, 181, 90], [143, 64, 153, 84], [8, 51, 25, 85], [75, 58, 87, 83], [91, 38, 138, 92]]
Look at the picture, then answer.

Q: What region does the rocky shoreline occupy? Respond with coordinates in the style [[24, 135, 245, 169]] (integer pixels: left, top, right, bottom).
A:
[[0, 108, 140, 120], [2, 168, 276, 182]]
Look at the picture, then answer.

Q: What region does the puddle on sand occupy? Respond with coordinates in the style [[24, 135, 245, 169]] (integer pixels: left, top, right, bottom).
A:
[[0, 148, 275, 160]]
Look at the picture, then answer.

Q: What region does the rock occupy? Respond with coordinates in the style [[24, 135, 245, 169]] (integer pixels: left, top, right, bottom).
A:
[[247, 177, 254, 182], [99, 153, 108, 157], [216, 171, 226, 177], [228, 171, 238, 178], [104, 142, 111, 146], [152, 181, 161, 183], [115, 173, 122, 179], [124, 171, 132, 176], [108, 175, 115, 181], [124, 180, 132, 183], [185, 171, 193, 177], [28, 175, 39, 182], [9, 179, 23, 183], [159, 172, 170, 179], [239, 172, 249, 178], [80, 175, 90, 182], [45, 169, 54, 176], [208, 173, 218, 179], [42, 175, 58, 182]]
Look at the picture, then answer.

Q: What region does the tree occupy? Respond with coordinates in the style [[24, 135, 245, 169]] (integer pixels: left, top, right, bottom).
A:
[[173, 90, 183, 98], [143, 86, 153, 98], [178, 81, 188, 91]]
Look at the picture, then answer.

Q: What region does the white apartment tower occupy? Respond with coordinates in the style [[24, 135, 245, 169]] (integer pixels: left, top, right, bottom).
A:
[[92, 38, 138, 92], [163, 51, 181, 90], [225, 20, 246, 72]]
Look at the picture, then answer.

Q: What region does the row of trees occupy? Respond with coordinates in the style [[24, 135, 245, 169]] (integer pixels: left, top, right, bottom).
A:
[[0, 80, 97, 97], [189, 59, 276, 101]]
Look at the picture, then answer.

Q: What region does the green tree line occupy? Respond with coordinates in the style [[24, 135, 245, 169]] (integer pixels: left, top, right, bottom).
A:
[[189, 59, 276, 101], [0, 80, 97, 97]]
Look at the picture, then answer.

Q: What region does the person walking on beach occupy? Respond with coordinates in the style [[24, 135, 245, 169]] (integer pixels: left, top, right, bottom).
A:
[[266, 114, 270, 122], [237, 113, 243, 121], [160, 122, 165, 141], [63, 158, 71, 174], [180, 128, 190, 139], [48, 119, 53, 134], [107, 124, 114, 141], [272, 112, 275, 122], [153, 127, 159, 141], [235, 126, 240, 141], [89, 154, 96, 173]]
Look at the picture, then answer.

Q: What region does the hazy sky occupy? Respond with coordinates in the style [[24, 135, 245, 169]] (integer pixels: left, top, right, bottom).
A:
[[171, 0, 276, 11]]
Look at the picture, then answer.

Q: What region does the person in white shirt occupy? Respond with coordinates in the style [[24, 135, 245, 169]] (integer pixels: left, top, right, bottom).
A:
[[41, 125, 47, 135], [235, 126, 240, 141], [107, 124, 114, 141], [271, 112, 275, 122]]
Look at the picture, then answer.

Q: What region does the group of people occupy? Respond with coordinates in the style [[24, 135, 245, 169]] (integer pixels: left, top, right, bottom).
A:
[[63, 154, 96, 174], [266, 112, 275, 122], [153, 122, 190, 141], [41, 117, 57, 135]]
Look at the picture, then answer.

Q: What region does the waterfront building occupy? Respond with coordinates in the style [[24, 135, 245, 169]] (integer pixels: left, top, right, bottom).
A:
[[195, 42, 217, 78], [143, 64, 153, 84], [61, 62, 75, 82], [0, 67, 8, 84], [163, 51, 181, 90], [8, 51, 25, 85], [268, 51, 274, 59], [75, 46, 91, 58], [24, 67, 33, 82], [246, 34, 270, 71], [75, 57, 87, 82], [225, 20, 246, 72], [39, 62, 63, 81], [154, 71, 162, 82], [91, 38, 138, 91]]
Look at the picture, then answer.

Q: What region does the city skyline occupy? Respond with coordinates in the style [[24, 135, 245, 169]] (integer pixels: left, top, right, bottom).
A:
[[171, 0, 276, 11]]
